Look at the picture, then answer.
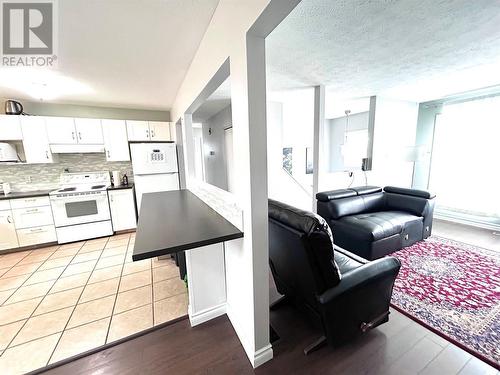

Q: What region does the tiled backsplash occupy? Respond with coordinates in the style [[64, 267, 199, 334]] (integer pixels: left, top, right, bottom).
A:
[[0, 154, 133, 191]]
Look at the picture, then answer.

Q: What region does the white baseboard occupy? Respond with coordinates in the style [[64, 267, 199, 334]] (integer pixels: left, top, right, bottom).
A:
[[188, 303, 226, 327], [253, 344, 273, 368]]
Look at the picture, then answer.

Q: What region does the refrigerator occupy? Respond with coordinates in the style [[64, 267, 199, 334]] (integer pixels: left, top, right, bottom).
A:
[[130, 143, 180, 211]]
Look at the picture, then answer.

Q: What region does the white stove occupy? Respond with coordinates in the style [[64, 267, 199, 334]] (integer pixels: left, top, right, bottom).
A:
[[50, 172, 113, 243]]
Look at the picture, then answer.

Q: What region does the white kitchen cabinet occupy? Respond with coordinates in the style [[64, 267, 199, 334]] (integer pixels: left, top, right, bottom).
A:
[[102, 119, 130, 161], [45, 117, 77, 144], [126, 120, 150, 141], [0, 209, 19, 251], [149, 121, 171, 141], [74, 118, 104, 144], [108, 188, 136, 232], [20, 117, 55, 164], [0, 115, 23, 140], [12, 205, 54, 229], [17, 225, 57, 247], [126, 120, 171, 141]]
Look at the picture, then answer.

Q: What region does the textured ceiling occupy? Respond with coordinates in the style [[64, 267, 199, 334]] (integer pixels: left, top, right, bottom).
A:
[[266, 0, 500, 102], [0, 0, 220, 110], [193, 78, 231, 122]]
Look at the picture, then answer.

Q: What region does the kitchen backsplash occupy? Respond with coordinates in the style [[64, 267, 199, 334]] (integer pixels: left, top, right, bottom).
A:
[[0, 154, 133, 191]]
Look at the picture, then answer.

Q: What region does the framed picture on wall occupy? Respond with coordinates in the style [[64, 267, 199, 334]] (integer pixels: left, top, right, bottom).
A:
[[305, 147, 313, 174], [282, 147, 293, 174]]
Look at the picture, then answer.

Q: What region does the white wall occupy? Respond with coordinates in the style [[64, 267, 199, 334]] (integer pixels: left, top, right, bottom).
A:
[[319, 97, 418, 192], [327, 111, 369, 172], [169, 0, 286, 368], [370, 97, 419, 187], [267, 100, 312, 210], [3, 100, 170, 120], [202, 105, 232, 190]]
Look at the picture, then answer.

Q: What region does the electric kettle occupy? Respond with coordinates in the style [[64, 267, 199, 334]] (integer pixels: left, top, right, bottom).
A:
[[4, 100, 24, 115]]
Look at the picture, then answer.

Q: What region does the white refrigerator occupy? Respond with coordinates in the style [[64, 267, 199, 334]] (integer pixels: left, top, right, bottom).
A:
[[130, 143, 180, 211]]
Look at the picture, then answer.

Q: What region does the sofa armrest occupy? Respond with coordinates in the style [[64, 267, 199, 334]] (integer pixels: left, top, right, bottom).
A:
[[317, 257, 401, 304]]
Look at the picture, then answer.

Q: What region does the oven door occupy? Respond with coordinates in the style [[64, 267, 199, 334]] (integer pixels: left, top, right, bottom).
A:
[[50, 192, 111, 227]]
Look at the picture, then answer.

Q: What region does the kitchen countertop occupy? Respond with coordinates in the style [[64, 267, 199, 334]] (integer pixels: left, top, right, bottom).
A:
[[0, 189, 53, 201], [132, 189, 243, 261], [107, 183, 134, 191]]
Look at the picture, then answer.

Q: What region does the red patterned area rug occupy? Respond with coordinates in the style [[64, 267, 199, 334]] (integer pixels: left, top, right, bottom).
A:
[[390, 236, 500, 369]]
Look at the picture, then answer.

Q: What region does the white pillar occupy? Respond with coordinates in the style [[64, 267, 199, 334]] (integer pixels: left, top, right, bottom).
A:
[[312, 85, 325, 212]]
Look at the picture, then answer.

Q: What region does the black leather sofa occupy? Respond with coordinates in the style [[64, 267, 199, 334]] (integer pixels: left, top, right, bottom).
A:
[[316, 186, 436, 260], [269, 199, 401, 354]]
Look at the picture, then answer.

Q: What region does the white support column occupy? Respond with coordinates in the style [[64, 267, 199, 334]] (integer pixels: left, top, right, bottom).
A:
[[181, 113, 196, 184], [312, 85, 325, 212]]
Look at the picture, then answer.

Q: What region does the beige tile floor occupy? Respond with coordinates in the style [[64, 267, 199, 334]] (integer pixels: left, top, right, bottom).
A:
[[0, 232, 188, 375]]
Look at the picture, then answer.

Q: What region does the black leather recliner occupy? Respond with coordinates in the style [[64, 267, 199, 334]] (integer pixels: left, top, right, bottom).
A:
[[316, 186, 436, 260], [269, 199, 401, 354]]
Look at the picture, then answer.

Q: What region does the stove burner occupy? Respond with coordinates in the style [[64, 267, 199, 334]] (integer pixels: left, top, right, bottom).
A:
[[92, 185, 106, 189], [59, 187, 76, 192]]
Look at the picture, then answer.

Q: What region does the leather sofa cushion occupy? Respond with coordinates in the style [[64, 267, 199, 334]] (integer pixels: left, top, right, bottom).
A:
[[324, 192, 386, 220], [316, 189, 356, 202], [337, 211, 422, 241], [334, 250, 363, 274], [349, 186, 382, 196]]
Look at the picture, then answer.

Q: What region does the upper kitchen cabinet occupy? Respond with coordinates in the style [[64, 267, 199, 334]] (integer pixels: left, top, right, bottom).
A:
[[46, 117, 103, 144], [126, 120, 150, 141], [74, 118, 104, 144], [102, 119, 130, 161], [126, 120, 171, 141], [45, 117, 77, 144], [0, 115, 23, 140], [149, 121, 171, 141], [20, 116, 56, 163]]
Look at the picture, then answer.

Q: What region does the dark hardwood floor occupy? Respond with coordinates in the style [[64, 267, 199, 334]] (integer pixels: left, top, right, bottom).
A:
[[38, 291, 498, 374]]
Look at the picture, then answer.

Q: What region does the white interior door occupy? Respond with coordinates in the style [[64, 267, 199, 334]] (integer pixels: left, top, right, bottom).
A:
[[224, 127, 235, 193]]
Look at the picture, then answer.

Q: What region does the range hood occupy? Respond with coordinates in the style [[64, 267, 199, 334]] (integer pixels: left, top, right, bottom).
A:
[[50, 144, 105, 154]]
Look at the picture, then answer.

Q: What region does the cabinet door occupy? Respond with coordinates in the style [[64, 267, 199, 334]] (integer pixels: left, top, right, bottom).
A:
[[74, 118, 103, 144], [126, 121, 150, 141], [0, 115, 23, 140], [149, 121, 171, 141], [102, 119, 130, 161], [45, 117, 77, 144], [0, 210, 18, 251], [20, 117, 54, 163], [109, 189, 137, 231]]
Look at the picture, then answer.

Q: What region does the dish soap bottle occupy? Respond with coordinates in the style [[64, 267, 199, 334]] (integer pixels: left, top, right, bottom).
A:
[[122, 173, 129, 186]]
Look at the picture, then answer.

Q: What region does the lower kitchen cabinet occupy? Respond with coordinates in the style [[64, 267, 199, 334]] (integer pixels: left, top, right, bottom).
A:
[[108, 188, 137, 232], [17, 225, 57, 247], [0, 208, 19, 251]]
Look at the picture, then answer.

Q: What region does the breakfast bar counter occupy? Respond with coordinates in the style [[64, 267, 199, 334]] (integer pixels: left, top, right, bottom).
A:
[[132, 189, 243, 261]]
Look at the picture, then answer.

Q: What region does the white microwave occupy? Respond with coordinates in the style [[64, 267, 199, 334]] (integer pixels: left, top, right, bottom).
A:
[[0, 143, 18, 162]]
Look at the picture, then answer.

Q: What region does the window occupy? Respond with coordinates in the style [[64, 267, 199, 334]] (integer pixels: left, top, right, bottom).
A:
[[429, 95, 500, 220]]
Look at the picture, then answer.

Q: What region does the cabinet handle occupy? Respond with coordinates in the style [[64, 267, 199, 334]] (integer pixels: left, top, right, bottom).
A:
[[72, 131, 75, 140], [151, 129, 155, 138], [78, 132, 82, 140], [46, 150, 49, 159], [7, 216, 12, 223], [146, 129, 150, 139], [110, 196, 114, 202], [30, 228, 43, 233], [26, 208, 39, 213]]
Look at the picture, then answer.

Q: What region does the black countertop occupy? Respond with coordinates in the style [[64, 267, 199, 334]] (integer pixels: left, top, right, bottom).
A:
[[0, 189, 53, 201], [132, 189, 243, 261], [107, 183, 134, 191]]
